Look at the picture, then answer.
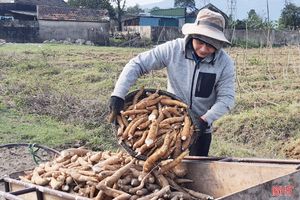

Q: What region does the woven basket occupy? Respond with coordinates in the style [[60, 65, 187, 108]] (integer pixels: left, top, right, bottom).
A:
[[117, 88, 198, 160]]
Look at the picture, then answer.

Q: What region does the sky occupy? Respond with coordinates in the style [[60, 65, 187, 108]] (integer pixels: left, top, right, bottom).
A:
[[126, 0, 163, 7], [125, 0, 300, 21]]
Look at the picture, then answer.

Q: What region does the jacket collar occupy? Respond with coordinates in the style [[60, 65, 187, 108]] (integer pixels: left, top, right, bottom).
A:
[[184, 35, 219, 65]]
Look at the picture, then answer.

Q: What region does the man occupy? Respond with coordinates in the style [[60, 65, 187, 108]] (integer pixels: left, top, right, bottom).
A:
[[109, 8, 235, 156]]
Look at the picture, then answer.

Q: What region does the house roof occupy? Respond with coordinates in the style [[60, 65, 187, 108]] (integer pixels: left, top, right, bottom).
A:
[[37, 5, 109, 22], [150, 8, 186, 17], [15, 0, 67, 7], [123, 15, 180, 22], [199, 3, 229, 24], [9, 9, 36, 16]]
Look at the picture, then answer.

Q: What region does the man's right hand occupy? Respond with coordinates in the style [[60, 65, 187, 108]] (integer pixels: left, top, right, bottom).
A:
[[108, 96, 124, 123]]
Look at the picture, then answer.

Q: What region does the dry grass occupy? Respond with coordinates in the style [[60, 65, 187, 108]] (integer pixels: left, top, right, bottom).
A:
[[0, 43, 299, 159], [212, 46, 300, 158]]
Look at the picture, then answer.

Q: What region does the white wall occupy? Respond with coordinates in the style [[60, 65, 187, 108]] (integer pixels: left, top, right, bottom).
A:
[[123, 26, 151, 39], [39, 20, 110, 45]]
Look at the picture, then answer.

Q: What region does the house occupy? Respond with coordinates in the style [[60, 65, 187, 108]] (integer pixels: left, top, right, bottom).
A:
[[0, 0, 67, 21], [124, 16, 179, 28], [122, 8, 187, 43], [123, 8, 186, 29], [122, 5, 230, 44], [37, 5, 110, 45], [150, 8, 186, 28], [199, 3, 229, 27], [0, 0, 110, 45]]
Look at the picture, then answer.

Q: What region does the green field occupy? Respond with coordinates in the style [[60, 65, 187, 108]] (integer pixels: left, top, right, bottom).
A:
[[0, 43, 299, 158]]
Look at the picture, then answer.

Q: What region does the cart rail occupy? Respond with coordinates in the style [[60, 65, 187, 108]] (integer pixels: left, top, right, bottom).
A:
[[0, 177, 91, 200]]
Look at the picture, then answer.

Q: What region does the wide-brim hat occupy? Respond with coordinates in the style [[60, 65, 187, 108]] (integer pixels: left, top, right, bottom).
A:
[[182, 8, 231, 45]]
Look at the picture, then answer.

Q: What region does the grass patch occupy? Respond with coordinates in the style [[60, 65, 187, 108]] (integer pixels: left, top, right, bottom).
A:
[[0, 43, 299, 159], [214, 103, 300, 158], [0, 108, 88, 148]]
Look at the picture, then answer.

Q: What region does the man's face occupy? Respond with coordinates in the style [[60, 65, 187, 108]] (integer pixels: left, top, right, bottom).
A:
[[192, 38, 216, 58]]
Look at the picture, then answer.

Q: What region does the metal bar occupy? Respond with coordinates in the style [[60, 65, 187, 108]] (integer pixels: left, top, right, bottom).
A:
[[185, 156, 226, 161], [226, 157, 300, 165], [219, 157, 234, 162], [36, 190, 44, 200], [3, 177, 91, 200], [0, 143, 60, 155], [184, 156, 300, 165], [10, 187, 36, 195], [4, 180, 10, 192], [0, 178, 10, 192], [0, 191, 23, 200]]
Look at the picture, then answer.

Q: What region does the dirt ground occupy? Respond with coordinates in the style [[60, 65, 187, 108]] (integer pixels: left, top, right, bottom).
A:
[[0, 145, 57, 197], [284, 139, 300, 160]]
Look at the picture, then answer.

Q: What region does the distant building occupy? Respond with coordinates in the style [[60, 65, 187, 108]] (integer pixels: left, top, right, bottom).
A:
[[199, 3, 229, 27], [124, 16, 179, 28], [0, 0, 67, 21], [122, 5, 231, 43], [0, 0, 110, 45], [123, 8, 186, 29], [37, 5, 110, 45], [150, 8, 186, 28], [122, 8, 187, 43]]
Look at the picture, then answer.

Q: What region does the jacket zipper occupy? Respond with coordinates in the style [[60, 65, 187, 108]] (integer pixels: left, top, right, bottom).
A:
[[190, 62, 199, 109]]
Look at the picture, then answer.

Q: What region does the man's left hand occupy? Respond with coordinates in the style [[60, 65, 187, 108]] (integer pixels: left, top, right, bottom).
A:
[[195, 117, 208, 135], [108, 96, 124, 123]]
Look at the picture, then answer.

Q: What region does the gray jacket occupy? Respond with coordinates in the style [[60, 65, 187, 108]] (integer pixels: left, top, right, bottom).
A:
[[112, 36, 235, 131]]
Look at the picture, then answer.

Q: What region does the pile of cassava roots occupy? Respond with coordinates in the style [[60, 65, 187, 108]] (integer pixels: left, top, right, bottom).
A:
[[20, 148, 213, 199], [116, 88, 196, 172], [19, 88, 214, 199]]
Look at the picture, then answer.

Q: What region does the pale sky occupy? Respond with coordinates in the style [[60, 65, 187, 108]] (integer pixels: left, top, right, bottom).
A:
[[126, 0, 159, 7]]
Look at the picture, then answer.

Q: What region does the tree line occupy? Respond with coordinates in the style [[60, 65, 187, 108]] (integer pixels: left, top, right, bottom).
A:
[[68, 0, 300, 31], [232, 3, 300, 30]]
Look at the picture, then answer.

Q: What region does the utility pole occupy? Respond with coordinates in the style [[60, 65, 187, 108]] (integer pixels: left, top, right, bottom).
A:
[[227, 0, 237, 21], [266, 0, 270, 24], [227, 0, 237, 45], [266, 0, 271, 47]]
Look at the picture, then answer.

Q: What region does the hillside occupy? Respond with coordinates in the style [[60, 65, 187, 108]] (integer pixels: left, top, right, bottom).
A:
[[0, 44, 299, 159]]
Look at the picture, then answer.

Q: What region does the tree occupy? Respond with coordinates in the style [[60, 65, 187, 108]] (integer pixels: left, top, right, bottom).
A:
[[150, 7, 160, 12], [126, 4, 144, 15], [279, 3, 300, 30], [111, 0, 126, 31], [234, 19, 247, 30], [174, 0, 196, 11], [68, 0, 116, 19], [246, 9, 263, 29]]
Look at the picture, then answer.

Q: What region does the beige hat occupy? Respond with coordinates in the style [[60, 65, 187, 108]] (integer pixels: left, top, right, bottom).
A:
[[182, 8, 230, 45]]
